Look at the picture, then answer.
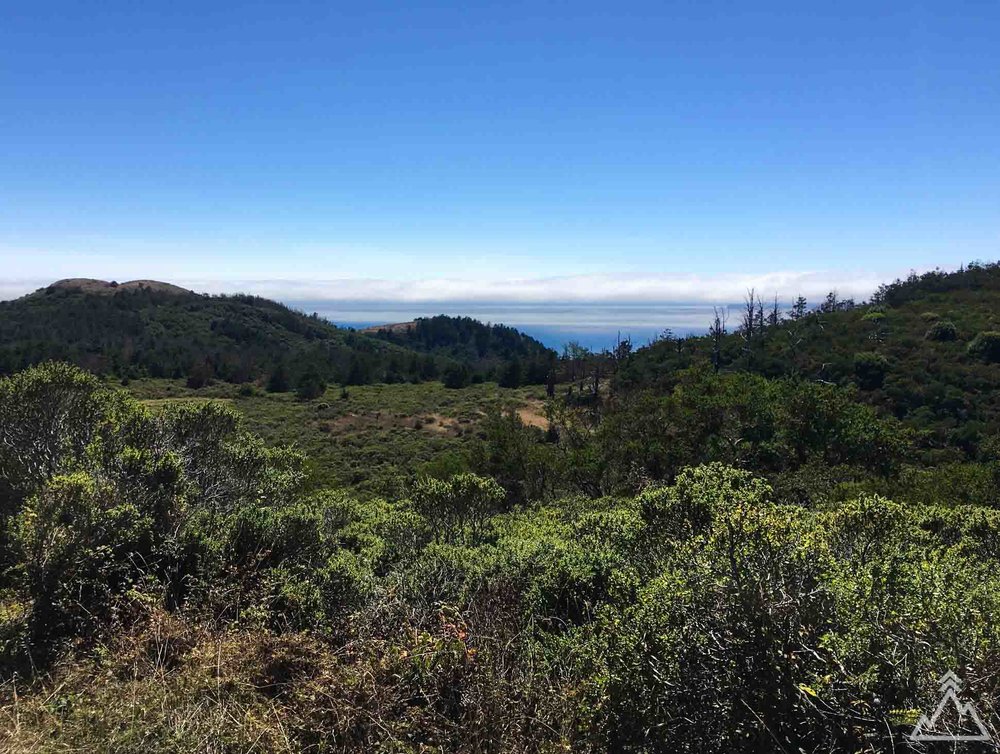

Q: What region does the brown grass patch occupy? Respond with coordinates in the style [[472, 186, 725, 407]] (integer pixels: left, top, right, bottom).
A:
[[516, 402, 549, 430]]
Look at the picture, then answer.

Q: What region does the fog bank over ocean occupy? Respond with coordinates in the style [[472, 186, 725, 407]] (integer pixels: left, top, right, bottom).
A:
[[286, 300, 741, 351]]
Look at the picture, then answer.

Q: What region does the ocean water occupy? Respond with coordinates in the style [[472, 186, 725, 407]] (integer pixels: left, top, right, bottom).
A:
[[284, 300, 738, 352]]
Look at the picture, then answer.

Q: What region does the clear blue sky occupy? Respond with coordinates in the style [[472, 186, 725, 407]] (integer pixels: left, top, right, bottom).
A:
[[1, 1, 998, 301]]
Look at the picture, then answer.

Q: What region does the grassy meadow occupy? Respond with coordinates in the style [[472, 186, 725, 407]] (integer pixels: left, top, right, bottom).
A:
[[123, 378, 548, 497]]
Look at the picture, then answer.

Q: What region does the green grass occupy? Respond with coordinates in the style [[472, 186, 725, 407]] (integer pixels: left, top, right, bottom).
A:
[[123, 378, 547, 497]]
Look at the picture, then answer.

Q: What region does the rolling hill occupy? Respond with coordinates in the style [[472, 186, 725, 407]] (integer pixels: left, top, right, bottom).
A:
[[0, 279, 554, 388]]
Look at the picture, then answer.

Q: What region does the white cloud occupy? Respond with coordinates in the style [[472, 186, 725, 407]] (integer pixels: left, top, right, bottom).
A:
[[0, 268, 923, 305], [182, 268, 899, 304], [0, 279, 49, 301]]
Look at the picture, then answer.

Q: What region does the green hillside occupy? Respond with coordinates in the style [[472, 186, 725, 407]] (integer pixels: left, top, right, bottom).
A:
[[0, 280, 552, 388], [619, 261, 1000, 458]]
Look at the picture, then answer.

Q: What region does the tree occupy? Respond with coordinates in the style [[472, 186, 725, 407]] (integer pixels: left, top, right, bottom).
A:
[[740, 289, 758, 343], [740, 289, 765, 367], [186, 358, 214, 389], [1, 366, 306, 660], [562, 341, 591, 381], [499, 359, 522, 388], [344, 355, 369, 386], [0, 362, 102, 514], [768, 295, 781, 328], [710, 307, 728, 372], [295, 369, 326, 400], [853, 351, 889, 390], [442, 363, 471, 389], [419, 355, 438, 380], [862, 310, 888, 343], [821, 291, 839, 313], [267, 362, 290, 393], [612, 334, 633, 372]]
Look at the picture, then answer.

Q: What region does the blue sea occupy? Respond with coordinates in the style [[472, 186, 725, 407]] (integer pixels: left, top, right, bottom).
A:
[[283, 300, 739, 352]]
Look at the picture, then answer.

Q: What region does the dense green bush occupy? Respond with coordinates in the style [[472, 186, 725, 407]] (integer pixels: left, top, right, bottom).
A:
[[266, 362, 290, 392], [442, 362, 471, 388], [0, 362, 104, 515], [0, 364, 306, 660], [502, 368, 911, 500], [294, 368, 326, 400], [924, 318, 958, 341], [968, 331, 1000, 362], [12, 471, 170, 652], [853, 350, 889, 389], [413, 472, 505, 542]]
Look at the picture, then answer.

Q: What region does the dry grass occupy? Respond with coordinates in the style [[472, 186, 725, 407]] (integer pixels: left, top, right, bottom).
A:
[[0, 612, 311, 753], [514, 402, 548, 430], [43, 279, 194, 297], [0, 605, 584, 754], [358, 322, 416, 335], [141, 397, 235, 410]]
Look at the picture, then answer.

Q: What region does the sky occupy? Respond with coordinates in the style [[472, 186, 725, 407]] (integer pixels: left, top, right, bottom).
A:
[[2, 1, 999, 313]]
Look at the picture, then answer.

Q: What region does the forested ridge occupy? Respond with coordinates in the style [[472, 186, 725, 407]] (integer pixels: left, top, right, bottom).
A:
[[366, 315, 555, 387], [2, 264, 1000, 752], [0, 280, 556, 389]]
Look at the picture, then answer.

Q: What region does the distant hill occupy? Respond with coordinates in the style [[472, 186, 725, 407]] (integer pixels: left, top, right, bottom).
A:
[[0, 281, 551, 388], [620, 261, 1000, 457], [48, 278, 194, 296], [360, 321, 418, 335], [364, 315, 557, 386]]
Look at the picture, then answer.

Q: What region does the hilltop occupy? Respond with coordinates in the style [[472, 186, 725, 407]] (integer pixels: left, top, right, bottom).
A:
[[360, 320, 417, 335], [45, 278, 195, 296]]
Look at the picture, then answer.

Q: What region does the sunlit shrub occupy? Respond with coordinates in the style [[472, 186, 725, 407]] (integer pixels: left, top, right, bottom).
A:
[[968, 331, 1000, 362], [925, 319, 958, 341]]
